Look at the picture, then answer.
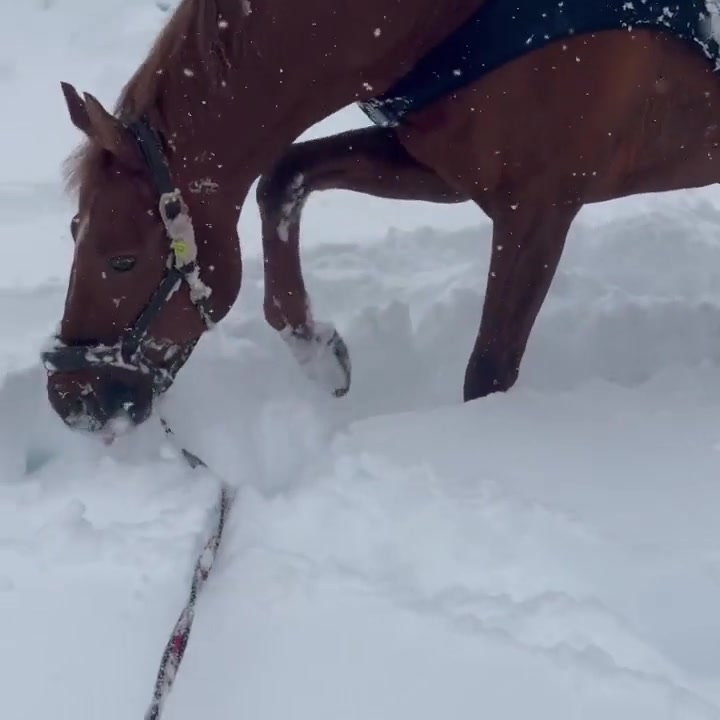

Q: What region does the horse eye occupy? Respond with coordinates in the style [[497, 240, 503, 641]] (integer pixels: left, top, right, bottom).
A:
[[110, 256, 137, 272], [70, 215, 79, 242]]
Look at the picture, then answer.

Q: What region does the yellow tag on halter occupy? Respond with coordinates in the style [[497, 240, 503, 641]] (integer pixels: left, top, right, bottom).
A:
[[171, 240, 188, 260]]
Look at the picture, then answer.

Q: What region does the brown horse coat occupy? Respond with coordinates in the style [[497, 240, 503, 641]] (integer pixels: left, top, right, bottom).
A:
[[43, 0, 720, 432]]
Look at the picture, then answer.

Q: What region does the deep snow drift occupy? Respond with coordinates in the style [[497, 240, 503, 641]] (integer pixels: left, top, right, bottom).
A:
[[4, 2, 720, 719]]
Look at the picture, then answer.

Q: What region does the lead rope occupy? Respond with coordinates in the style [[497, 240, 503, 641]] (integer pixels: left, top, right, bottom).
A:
[[143, 418, 236, 720]]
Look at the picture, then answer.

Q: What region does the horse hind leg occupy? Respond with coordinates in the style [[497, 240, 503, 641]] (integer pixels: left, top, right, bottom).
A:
[[256, 126, 467, 398]]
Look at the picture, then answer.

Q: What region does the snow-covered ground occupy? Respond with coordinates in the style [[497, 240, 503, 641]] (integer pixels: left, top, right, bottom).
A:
[[4, 1, 720, 718]]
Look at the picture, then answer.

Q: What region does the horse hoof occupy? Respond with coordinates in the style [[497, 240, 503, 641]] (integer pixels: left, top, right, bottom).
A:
[[281, 322, 351, 397]]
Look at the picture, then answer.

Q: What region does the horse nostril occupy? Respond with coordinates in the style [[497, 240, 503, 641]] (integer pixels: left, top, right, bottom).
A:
[[104, 380, 135, 414], [62, 398, 88, 427], [55, 393, 106, 432], [102, 379, 150, 425]]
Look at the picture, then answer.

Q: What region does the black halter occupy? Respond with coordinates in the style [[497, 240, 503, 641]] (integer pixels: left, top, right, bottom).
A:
[[41, 118, 213, 395]]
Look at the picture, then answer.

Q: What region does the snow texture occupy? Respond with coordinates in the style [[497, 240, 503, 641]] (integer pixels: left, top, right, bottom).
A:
[[4, 1, 720, 719]]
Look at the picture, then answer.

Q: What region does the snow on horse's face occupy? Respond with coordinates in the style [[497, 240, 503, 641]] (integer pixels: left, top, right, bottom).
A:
[[44, 86, 207, 436]]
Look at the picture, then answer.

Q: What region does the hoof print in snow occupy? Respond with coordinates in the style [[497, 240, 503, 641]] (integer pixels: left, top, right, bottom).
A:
[[24, 448, 55, 476], [328, 329, 351, 398]]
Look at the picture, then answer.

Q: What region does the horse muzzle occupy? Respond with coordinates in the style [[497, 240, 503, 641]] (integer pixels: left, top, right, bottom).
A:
[[46, 367, 154, 434]]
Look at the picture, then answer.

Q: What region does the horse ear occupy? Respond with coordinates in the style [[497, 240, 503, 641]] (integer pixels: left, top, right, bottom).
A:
[[81, 92, 142, 169], [61, 82, 93, 136]]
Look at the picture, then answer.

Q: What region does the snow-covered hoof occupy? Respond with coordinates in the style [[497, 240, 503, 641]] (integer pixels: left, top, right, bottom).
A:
[[281, 322, 351, 397]]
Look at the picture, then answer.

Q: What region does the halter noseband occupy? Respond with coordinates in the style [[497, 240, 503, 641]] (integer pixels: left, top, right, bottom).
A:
[[40, 118, 214, 395]]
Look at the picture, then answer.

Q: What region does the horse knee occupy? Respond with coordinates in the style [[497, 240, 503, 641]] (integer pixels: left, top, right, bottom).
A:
[[463, 351, 519, 402]]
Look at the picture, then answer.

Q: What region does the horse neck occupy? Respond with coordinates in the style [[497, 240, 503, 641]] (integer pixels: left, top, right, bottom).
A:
[[136, 0, 481, 321]]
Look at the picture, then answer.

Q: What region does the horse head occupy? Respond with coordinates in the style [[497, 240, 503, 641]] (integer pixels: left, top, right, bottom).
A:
[[42, 83, 217, 436]]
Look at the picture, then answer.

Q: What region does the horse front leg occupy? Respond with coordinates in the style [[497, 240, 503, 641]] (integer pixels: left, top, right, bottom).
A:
[[464, 202, 580, 401], [256, 126, 466, 398]]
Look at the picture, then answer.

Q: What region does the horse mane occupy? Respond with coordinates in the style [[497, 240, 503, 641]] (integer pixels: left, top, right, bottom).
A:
[[63, 0, 240, 194]]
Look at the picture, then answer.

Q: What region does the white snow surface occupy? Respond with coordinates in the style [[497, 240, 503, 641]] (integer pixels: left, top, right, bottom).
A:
[[4, 1, 720, 718]]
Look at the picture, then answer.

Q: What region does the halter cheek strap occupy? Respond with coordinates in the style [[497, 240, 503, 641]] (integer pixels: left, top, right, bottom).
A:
[[125, 117, 216, 330], [158, 189, 214, 315]]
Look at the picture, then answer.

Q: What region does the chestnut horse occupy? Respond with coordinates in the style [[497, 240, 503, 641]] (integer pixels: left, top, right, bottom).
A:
[[42, 0, 720, 433]]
